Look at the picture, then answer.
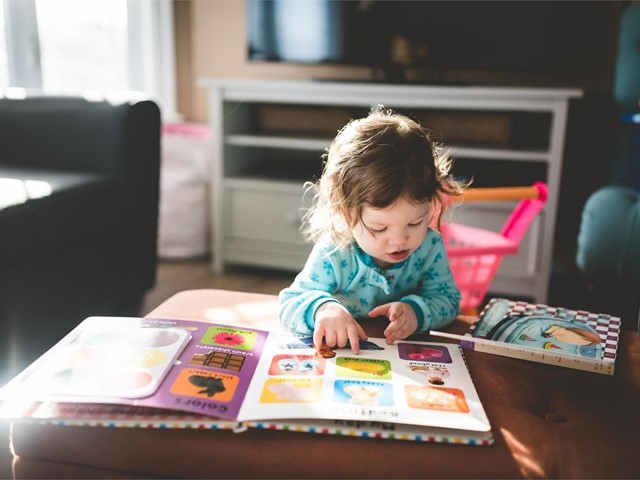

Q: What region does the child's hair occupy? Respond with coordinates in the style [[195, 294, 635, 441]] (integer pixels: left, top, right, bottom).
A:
[[303, 106, 467, 247]]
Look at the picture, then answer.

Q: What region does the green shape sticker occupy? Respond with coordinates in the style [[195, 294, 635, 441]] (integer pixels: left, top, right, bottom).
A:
[[335, 357, 392, 379], [201, 327, 257, 351]]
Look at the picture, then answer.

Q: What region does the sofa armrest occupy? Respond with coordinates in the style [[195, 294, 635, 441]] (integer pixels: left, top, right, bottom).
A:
[[576, 185, 640, 282], [123, 99, 162, 290], [0, 93, 157, 176]]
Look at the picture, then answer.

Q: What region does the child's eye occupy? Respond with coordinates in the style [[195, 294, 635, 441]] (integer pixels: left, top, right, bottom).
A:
[[408, 219, 424, 228], [370, 227, 387, 234]]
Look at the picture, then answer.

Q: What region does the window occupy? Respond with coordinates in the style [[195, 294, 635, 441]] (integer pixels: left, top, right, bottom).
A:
[[0, 5, 7, 86], [37, 0, 129, 92], [0, 0, 177, 119]]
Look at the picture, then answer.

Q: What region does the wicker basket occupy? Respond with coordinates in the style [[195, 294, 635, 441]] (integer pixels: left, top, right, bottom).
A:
[[419, 111, 511, 148], [257, 105, 353, 137]]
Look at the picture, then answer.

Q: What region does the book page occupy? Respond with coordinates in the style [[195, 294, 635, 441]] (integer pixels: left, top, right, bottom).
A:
[[237, 334, 490, 433], [0, 317, 270, 421]]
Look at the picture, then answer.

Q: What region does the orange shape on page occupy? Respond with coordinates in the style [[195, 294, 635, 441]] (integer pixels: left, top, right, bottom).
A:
[[405, 385, 469, 413], [170, 368, 239, 402], [260, 378, 323, 403]]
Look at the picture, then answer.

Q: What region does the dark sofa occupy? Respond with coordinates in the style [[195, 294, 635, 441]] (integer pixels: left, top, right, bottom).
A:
[[0, 93, 161, 383]]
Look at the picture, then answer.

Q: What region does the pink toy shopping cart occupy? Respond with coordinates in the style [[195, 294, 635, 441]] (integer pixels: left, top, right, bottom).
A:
[[441, 182, 548, 314]]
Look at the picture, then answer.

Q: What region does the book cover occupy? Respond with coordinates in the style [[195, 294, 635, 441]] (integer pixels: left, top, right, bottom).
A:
[[431, 298, 621, 375], [0, 316, 492, 444]]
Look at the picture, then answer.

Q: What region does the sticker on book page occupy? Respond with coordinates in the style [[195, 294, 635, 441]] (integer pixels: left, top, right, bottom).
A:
[[405, 385, 469, 413], [406, 364, 451, 386], [170, 368, 239, 402], [268, 354, 325, 376], [334, 380, 394, 406], [190, 351, 247, 373], [397, 343, 452, 363], [335, 357, 392, 380], [200, 327, 258, 351], [260, 378, 322, 403]]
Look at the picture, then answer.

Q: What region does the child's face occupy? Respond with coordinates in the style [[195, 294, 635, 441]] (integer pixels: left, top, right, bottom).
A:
[[352, 198, 429, 269]]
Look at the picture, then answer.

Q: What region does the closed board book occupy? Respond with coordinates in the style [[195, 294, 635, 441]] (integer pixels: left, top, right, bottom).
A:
[[0, 316, 493, 445], [431, 298, 621, 375]]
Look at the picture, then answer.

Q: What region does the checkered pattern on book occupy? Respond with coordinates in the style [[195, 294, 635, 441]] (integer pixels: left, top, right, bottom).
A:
[[473, 298, 621, 361]]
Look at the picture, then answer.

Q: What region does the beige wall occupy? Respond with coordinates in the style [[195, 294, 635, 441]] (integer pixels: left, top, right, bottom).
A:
[[176, 0, 619, 124], [177, 0, 369, 122]]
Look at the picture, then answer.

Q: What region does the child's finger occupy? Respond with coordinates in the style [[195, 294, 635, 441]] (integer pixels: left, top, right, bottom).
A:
[[383, 322, 398, 342], [347, 321, 369, 354], [347, 326, 360, 355], [313, 329, 325, 350], [368, 304, 389, 318], [384, 318, 408, 344], [356, 322, 368, 341], [323, 329, 337, 348], [388, 303, 405, 322], [335, 329, 349, 348]]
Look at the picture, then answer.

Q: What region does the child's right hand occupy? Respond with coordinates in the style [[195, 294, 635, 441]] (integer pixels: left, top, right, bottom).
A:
[[314, 302, 368, 354]]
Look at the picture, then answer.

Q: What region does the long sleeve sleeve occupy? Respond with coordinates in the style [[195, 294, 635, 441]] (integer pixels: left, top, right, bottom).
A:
[[278, 242, 341, 335], [400, 232, 461, 334]]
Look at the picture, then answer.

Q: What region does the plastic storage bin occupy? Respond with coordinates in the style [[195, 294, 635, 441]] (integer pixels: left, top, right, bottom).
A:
[[158, 123, 212, 259]]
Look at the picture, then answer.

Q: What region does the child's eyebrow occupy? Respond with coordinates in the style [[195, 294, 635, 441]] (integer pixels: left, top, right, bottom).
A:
[[364, 212, 428, 226], [365, 218, 386, 226], [407, 210, 430, 223]]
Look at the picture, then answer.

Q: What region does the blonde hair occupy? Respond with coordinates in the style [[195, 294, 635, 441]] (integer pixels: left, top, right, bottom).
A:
[[303, 107, 467, 247]]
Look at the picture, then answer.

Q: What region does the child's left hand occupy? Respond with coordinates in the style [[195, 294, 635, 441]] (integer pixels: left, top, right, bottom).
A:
[[368, 302, 418, 344]]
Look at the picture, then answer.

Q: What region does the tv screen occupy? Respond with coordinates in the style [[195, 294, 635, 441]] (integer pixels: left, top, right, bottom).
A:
[[247, 0, 616, 82]]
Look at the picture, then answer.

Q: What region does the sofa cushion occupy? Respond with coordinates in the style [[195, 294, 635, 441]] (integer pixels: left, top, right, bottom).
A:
[[0, 165, 126, 269]]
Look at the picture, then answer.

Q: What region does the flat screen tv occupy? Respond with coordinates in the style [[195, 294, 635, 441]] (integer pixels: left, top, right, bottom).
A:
[[247, 0, 617, 83]]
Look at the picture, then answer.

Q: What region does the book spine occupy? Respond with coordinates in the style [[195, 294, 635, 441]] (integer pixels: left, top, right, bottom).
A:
[[465, 340, 614, 375], [244, 420, 493, 445]]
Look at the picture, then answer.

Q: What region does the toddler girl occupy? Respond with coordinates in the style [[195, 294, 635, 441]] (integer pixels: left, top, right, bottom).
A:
[[279, 107, 466, 353]]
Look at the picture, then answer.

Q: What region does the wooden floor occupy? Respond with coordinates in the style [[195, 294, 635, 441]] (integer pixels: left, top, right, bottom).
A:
[[0, 259, 295, 479]]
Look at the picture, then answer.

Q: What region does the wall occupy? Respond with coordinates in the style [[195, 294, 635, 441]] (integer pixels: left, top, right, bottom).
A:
[[176, 0, 368, 122], [175, 0, 622, 123]]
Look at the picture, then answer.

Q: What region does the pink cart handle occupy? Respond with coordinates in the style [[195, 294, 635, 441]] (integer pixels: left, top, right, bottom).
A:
[[500, 182, 548, 243]]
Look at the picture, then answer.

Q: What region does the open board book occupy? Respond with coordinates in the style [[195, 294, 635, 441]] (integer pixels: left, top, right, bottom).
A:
[[0, 316, 492, 445], [432, 298, 621, 375]]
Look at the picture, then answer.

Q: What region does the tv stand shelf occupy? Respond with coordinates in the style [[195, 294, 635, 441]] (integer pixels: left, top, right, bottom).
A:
[[201, 79, 581, 303]]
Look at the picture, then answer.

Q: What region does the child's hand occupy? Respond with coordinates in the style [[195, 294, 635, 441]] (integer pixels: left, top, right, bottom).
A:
[[368, 302, 418, 344], [314, 302, 368, 354]]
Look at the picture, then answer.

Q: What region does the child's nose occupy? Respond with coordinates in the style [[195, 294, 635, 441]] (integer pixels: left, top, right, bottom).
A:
[[388, 230, 409, 245]]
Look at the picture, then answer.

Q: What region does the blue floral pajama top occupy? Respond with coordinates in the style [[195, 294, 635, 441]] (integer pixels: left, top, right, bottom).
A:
[[279, 228, 461, 335]]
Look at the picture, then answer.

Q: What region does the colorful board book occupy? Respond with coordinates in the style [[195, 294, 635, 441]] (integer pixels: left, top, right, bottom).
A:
[[0, 316, 492, 445], [431, 298, 621, 375]]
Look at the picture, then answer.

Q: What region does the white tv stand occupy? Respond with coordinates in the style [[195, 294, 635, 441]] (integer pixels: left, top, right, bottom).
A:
[[201, 79, 581, 303]]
